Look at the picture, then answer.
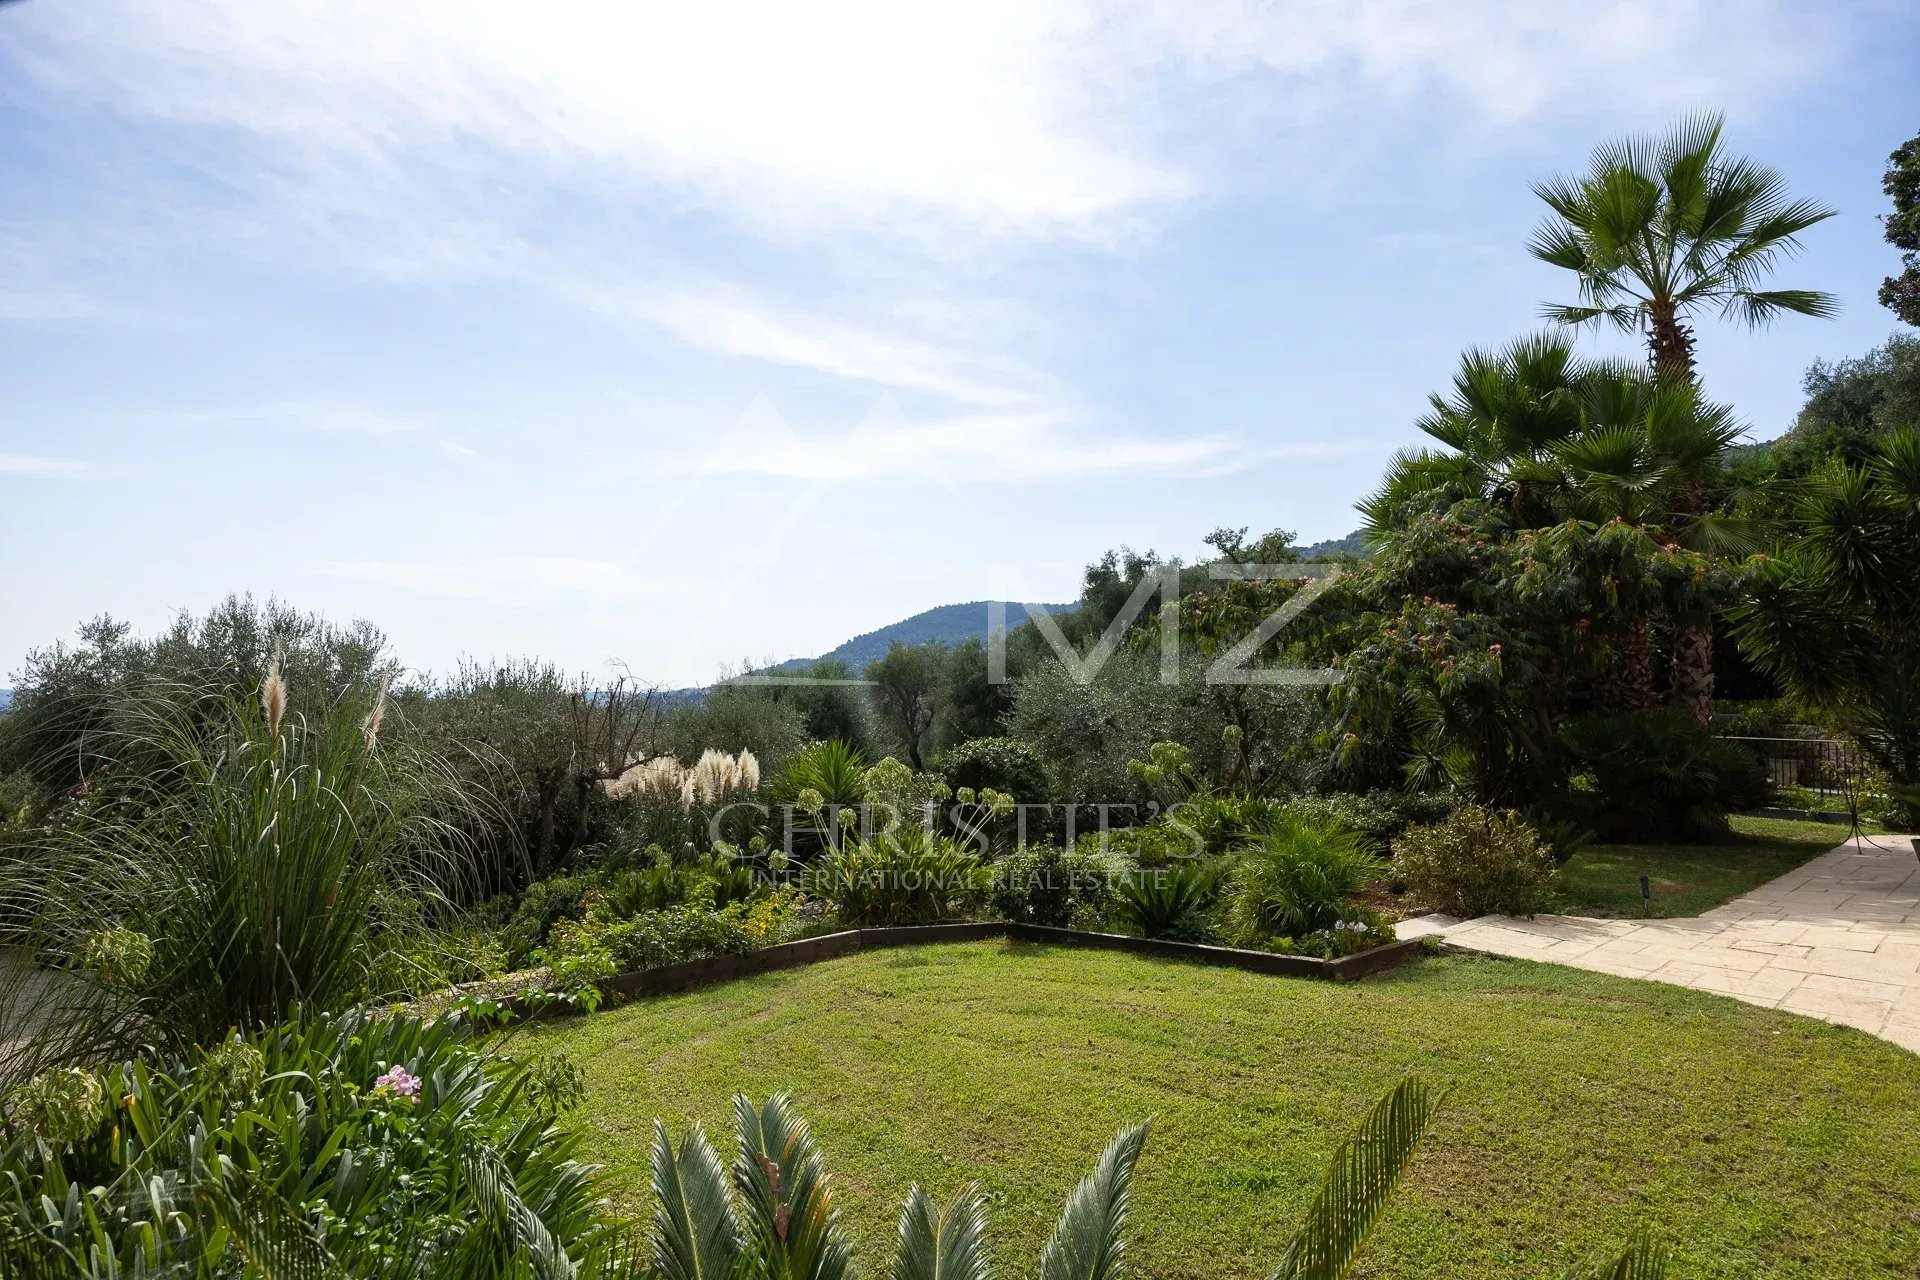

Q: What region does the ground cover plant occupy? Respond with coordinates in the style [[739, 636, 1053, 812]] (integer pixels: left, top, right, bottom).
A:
[[533, 940, 1920, 1280]]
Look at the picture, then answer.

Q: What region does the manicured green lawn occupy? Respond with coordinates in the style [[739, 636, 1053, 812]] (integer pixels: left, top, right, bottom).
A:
[[1551, 814, 1862, 918], [532, 940, 1920, 1279]]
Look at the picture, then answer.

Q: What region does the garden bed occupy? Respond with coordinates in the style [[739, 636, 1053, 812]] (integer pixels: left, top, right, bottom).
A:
[[496, 921, 1422, 1021]]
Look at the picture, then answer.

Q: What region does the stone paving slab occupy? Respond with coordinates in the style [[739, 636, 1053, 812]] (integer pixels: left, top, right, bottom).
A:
[[1396, 833, 1920, 1052]]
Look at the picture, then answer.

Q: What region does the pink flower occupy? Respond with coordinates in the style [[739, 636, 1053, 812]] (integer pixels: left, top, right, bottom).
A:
[[373, 1066, 421, 1099]]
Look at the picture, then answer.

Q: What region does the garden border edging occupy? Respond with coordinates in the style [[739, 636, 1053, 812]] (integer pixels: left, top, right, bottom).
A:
[[496, 922, 1422, 1023]]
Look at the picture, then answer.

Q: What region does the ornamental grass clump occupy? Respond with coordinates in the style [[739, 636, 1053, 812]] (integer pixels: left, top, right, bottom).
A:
[[0, 669, 486, 1074]]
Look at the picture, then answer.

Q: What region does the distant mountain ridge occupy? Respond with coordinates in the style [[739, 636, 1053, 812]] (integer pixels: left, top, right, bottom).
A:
[[771, 600, 1070, 675]]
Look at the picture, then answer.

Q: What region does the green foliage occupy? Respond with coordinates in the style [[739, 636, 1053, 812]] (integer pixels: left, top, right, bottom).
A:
[[668, 679, 807, 779], [1270, 1078, 1442, 1280], [1881, 128, 1920, 325], [1283, 791, 1457, 849], [805, 829, 988, 927], [1731, 428, 1920, 826], [1226, 813, 1379, 944], [1529, 112, 1836, 375], [990, 843, 1129, 928], [939, 637, 1013, 746], [1007, 649, 1218, 812], [0, 674, 484, 1065], [775, 739, 869, 809], [1392, 805, 1556, 918], [1111, 860, 1222, 941], [633, 1083, 1659, 1280], [0, 595, 395, 799], [1559, 710, 1769, 841], [938, 736, 1053, 805], [785, 659, 876, 753], [0, 1012, 616, 1277], [865, 642, 946, 771]]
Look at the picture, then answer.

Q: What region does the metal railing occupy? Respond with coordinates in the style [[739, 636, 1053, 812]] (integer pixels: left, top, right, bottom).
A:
[[1719, 735, 1860, 799]]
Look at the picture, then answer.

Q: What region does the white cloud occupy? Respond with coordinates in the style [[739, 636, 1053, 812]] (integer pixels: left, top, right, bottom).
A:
[[166, 403, 424, 437], [0, 455, 89, 478], [9, 1, 1184, 241], [579, 280, 1055, 409], [681, 393, 1244, 482], [329, 556, 683, 609]]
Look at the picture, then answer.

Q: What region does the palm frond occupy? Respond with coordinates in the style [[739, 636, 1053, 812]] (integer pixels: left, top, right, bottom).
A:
[[1037, 1123, 1151, 1280], [650, 1119, 745, 1280], [891, 1184, 993, 1280], [1565, 1230, 1670, 1280], [732, 1093, 854, 1280], [1269, 1079, 1443, 1280]]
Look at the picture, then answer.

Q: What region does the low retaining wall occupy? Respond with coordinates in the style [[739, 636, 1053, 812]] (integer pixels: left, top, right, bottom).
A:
[[500, 921, 1423, 1023]]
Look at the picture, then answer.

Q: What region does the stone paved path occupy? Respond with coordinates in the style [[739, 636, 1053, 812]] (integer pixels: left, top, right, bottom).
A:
[[1396, 832, 1920, 1052]]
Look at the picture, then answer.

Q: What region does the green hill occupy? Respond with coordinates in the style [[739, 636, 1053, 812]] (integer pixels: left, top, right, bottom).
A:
[[776, 600, 1069, 674]]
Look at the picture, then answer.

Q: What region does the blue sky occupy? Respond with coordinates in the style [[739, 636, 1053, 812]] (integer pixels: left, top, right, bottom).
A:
[[3, 1, 1916, 687]]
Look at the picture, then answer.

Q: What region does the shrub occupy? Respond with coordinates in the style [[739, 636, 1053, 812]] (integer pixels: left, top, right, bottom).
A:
[[937, 736, 1053, 805], [0, 1013, 616, 1276], [1393, 805, 1555, 918], [1111, 859, 1222, 941], [989, 842, 1129, 927], [1285, 790, 1458, 848], [1226, 812, 1380, 945], [804, 828, 988, 926], [1560, 709, 1769, 840], [1162, 793, 1286, 857]]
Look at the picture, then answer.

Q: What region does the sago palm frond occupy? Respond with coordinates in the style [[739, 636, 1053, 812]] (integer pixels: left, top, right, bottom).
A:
[[732, 1093, 853, 1280], [1037, 1123, 1151, 1280], [1269, 1078, 1444, 1280], [650, 1119, 745, 1280], [1565, 1230, 1670, 1279], [891, 1183, 994, 1280]]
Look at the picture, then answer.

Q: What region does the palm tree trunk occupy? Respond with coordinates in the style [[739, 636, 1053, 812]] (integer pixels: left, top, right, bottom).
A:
[[1606, 616, 1658, 714], [1671, 616, 1714, 726], [1646, 304, 1697, 383], [1666, 476, 1715, 727]]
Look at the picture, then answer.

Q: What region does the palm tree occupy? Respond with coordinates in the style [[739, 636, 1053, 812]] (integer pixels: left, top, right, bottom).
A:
[[1360, 334, 1586, 538], [1529, 112, 1837, 383], [1548, 366, 1750, 719], [1528, 112, 1832, 723], [1732, 429, 1920, 828]]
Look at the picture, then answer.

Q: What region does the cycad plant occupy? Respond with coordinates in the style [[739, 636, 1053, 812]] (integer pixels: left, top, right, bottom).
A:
[[1112, 859, 1222, 941], [641, 1085, 1667, 1280]]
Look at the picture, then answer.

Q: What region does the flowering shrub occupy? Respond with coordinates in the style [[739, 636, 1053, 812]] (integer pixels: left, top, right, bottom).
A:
[[5, 1066, 106, 1147]]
